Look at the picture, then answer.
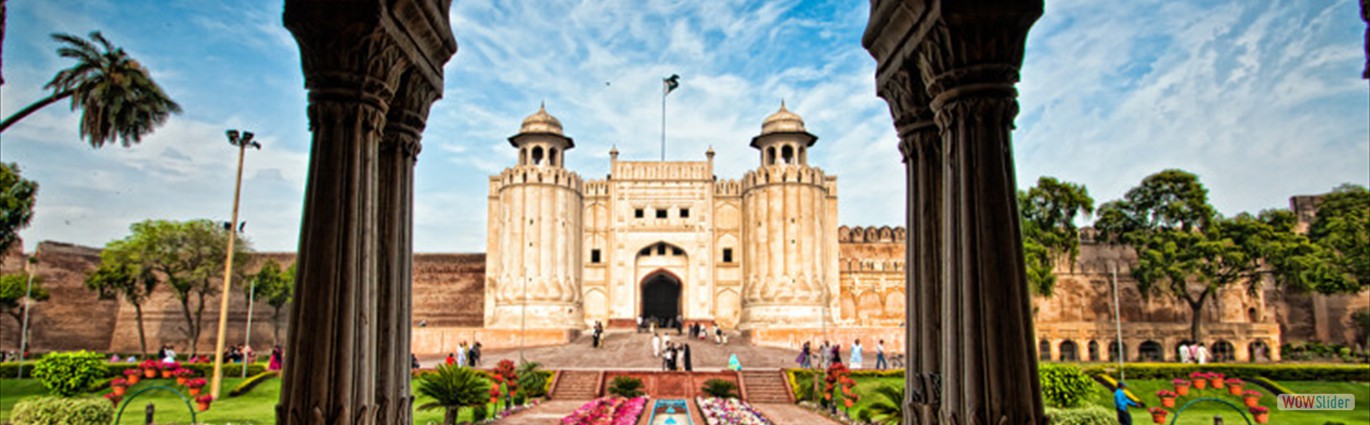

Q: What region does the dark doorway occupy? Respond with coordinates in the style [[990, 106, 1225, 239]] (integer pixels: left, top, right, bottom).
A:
[[641, 271, 681, 325]]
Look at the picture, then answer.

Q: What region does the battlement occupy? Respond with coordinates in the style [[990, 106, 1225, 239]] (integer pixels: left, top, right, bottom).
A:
[[583, 180, 610, 197], [714, 179, 742, 197], [612, 161, 711, 181], [492, 165, 584, 192], [839, 225, 906, 243], [741, 165, 832, 189]]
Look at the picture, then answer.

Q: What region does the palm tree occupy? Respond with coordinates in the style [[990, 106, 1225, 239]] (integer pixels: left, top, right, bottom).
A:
[[865, 384, 904, 425], [0, 31, 180, 147], [415, 364, 491, 425]]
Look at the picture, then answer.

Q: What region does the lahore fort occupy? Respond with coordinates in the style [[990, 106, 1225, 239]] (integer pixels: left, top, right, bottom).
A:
[[1, 105, 1365, 363]]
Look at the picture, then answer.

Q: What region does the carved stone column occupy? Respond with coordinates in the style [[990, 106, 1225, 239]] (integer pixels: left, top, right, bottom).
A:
[[880, 67, 942, 425], [376, 73, 436, 425], [281, 2, 454, 424]]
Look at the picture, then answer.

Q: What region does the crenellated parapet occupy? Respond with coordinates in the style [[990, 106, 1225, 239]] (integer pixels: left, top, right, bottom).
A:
[[714, 178, 742, 197], [838, 225, 907, 243], [612, 161, 711, 181], [583, 179, 610, 198], [491, 164, 585, 194]]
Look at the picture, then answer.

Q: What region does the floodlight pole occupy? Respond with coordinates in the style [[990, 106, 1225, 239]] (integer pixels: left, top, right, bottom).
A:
[[1112, 262, 1125, 381], [241, 275, 257, 378], [16, 257, 37, 378], [211, 129, 259, 399]]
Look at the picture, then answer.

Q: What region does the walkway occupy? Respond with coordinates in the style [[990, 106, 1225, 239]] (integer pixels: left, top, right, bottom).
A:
[[424, 330, 804, 370], [751, 403, 842, 425]]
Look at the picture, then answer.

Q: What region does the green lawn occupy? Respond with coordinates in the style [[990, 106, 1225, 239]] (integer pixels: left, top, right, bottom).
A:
[[0, 377, 491, 425], [1085, 379, 1370, 425]]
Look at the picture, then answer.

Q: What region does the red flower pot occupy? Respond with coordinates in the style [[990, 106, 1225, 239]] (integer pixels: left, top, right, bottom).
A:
[[1211, 379, 1223, 389], [1228, 385, 1243, 396], [1175, 385, 1190, 396], [143, 369, 157, 378], [127, 375, 141, 385], [176, 377, 188, 386], [189, 387, 202, 396], [112, 386, 127, 396], [197, 401, 211, 412], [1161, 397, 1175, 408], [1193, 380, 1207, 389], [161, 370, 173, 379], [1151, 413, 1167, 424], [1254, 413, 1268, 423], [1244, 397, 1259, 408]]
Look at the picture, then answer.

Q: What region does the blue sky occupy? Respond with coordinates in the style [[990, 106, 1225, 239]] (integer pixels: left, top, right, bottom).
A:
[[2, 0, 1366, 253]]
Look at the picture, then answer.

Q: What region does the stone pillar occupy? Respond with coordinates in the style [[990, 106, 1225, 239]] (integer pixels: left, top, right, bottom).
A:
[[281, 2, 454, 424], [865, 1, 1045, 423], [376, 74, 437, 425], [880, 67, 941, 425]]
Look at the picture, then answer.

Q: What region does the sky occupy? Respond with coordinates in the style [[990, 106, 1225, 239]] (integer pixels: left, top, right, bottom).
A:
[[1, 0, 1366, 254]]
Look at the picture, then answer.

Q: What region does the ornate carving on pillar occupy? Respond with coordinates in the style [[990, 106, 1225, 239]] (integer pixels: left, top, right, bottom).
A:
[[281, 2, 455, 425], [866, 1, 1045, 424]]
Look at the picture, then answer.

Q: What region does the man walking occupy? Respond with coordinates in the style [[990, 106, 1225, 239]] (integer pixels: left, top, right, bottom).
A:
[[1114, 381, 1144, 424], [875, 339, 888, 370]]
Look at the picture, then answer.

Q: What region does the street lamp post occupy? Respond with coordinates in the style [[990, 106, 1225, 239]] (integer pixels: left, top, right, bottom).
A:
[[241, 274, 257, 378], [211, 129, 259, 399], [16, 257, 37, 378]]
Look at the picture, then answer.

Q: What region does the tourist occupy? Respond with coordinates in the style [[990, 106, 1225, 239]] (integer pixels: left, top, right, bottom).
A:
[[851, 339, 864, 369], [713, 324, 724, 345], [470, 342, 481, 366], [1178, 342, 1190, 363], [456, 341, 468, 366], [652, 333, 662, 357], [876, 339, 888, 370], [445, 353, 456, 366], [269, 345, 283, 371], [1195, 343, 1209, 365], [1113, 381, 1143, 424], [831, 344, 843, 365], [820, 341, 832, 369], [411, 353, 420, 370], [798, 342, 812, 368], [636, 315, 644, 333], [592, 321, 604, 348], [675, 314, 684, 335], [683, 343, 693, 371], [727, 353, 742, 371], [663, 343, 675, 371], [163, 345, 177, 364], [110, 353, 121, 363], [157, 345, 167, 361]]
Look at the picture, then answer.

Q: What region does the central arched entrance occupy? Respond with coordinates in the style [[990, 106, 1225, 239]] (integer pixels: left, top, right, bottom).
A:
[[641, 270, 681, 325]]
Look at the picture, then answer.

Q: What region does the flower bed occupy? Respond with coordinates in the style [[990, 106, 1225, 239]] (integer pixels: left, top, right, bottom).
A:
[[561, 396, 648, 425], [697, 397, 772, 425]]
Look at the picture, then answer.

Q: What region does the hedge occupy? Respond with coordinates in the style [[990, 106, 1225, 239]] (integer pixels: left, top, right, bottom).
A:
[[1044, 406, 1113, 425], [0, 361, 267, 380], [9, 396, 114, 425], [1079, 363, 1370, 382], [229, 370, 280, 397]]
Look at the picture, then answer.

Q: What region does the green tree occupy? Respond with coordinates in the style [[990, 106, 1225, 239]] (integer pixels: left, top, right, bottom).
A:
[[247, 259, 294, 344], [0, 271, 49, 348], [0, 31, 181, 147], [864, 384, 904, 425], [1, 162, 39, 255], [100, 219, 251, 355], [84, 261, 157, 357], [416, 365, 492, 425], [1019, 176, 1094, 296], [1094, 169, 1265, 342], [1306, 184, 1369, 289]]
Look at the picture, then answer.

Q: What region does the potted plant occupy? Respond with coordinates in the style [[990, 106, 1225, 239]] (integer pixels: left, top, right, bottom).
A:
[[123, 368, 142, 385], [105, 392, 124, 408], [1250, 405, 1269, 423], [1189, 372, 1208, 389], [195, 394, 213, 412], [1172, 378, 1190, 396], [160, 361, 179, 378], [1242, 390, 1262, 408], [1209, 372, 1225, 389], [110, 377, 129, 396], [1225, 377, 1244, 395], [1147, 407, 1169, 424], [186, 378, 207, 396], [173, 368, 195, 386], [140, 360, 160, 378], [1156, 390, 1177, 408]]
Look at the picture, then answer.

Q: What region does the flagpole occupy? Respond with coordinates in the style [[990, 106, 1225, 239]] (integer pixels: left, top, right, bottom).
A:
[[660, 81, 666, 162]]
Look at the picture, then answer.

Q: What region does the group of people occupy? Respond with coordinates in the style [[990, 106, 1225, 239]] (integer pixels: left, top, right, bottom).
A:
[[688, 321, 727, 345], [223, 344, 256, 364], [591, 321, 605, 348], [1177, 342, 1211, 364], [443, 341, 483, 367], [650, 332, 693, 371], [797, 339, 888, 370]]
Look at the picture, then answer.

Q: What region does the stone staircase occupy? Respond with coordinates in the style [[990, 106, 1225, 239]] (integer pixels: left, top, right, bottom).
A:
[[550, 370, 602, 400], [740, 370, 793, 403]]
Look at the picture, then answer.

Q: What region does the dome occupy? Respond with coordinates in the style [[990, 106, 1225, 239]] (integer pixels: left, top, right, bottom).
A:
[[760, 100, 806, 135], [519, 103, 563, 136]]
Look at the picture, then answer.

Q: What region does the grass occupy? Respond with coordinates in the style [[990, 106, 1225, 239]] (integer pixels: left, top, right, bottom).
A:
[[0, 377, 496, 425], [1084, 378, 1369, 425]]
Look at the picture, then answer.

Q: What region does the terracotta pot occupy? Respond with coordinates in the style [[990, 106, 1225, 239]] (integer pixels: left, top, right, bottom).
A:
[[1254, 413, 1268, 424], [197, 402, 211, 412], [127, 375, 140, 385], [1161, 397, 1175, 408], [189, 387, 202, 396], [1193, 380, 1207, 389], [1244, 397, 1259, 408], [1175, 385, 1190, 396], [143, 369, 157, 378], [1211, 379, 1223, 389], [1228, 385, 1243, 396], [112, 386, 126, 396], [110, 399, 121, 408], [176, 377, 187, 386], [1151, 413, 1167, 424], [161, 370, 173, 378]]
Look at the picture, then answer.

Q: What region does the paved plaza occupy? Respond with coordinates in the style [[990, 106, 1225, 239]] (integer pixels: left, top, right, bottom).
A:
[[424, 330, 822, 371]]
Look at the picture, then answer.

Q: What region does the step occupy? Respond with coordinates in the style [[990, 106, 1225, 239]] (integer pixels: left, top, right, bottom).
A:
[[550, 371, 602, 400], [740, 370, 793, 404]]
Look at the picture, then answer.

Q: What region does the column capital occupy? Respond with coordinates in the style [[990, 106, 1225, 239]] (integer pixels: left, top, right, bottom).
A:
[[913, 2, 1043, 111], [382, 73, 440, 159], [875, 67, 936, 161]]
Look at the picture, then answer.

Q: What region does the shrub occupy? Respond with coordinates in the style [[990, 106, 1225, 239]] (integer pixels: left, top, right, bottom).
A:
[[9, 396, 114, 425], [1249, 376, 1294, 396], [701, 378, 738, 398], [1079, 363, 1370, 382], [1044, 406, 1113, 425], [415, 365, 491, 424], [31, 351, 107, 397], [472, 404, 488, 421], [1039, 364, 1094, 408], [229, 370, 279, 397], [607, 376, 644, 398], [515, 361, 550, 398]]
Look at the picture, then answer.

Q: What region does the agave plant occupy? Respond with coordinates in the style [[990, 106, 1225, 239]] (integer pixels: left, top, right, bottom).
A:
[[865, 384, 904, 425], [415, 364, 491, 425]]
